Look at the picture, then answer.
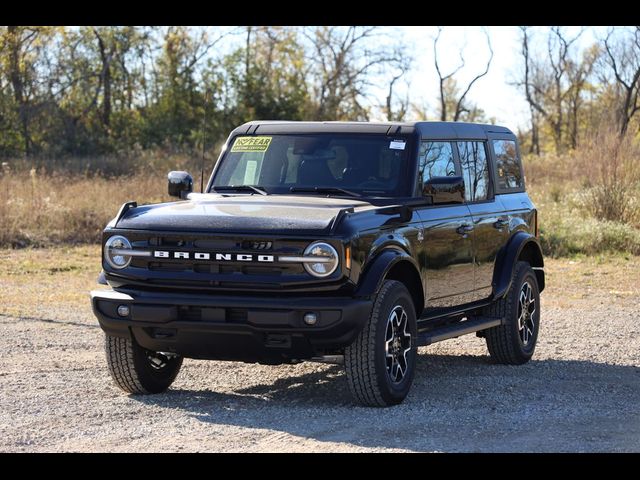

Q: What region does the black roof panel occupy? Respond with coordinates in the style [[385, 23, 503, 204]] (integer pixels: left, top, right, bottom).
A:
[[229, 120, 515, 140]]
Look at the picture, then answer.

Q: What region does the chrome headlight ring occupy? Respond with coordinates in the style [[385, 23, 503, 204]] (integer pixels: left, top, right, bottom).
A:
[[104, 235, 133, 269], [302, 241, 339, 278]]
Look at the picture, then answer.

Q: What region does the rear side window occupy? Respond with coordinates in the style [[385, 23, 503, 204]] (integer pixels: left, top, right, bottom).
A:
[[417, 141, 456, 191], [493, 140, 523, 190], [457, 141, 491, 202]]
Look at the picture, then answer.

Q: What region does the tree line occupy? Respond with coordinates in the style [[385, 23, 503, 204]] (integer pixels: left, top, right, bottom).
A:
[[517, 26, 640, 154], [0, 26, 639, 163]]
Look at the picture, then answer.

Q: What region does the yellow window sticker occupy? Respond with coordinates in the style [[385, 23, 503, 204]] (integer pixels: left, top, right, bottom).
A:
[[231, 136, 272, 153]]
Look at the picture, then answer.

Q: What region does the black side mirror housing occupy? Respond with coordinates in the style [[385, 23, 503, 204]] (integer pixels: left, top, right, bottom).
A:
[[168, 171, 193, 199], [423, 175, 465, 205]]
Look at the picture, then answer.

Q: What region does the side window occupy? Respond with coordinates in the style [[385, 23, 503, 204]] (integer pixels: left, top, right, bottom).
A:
[[417, 141, 456, 191], [457, 141, 491, 202], [492, 140, 523, 190]]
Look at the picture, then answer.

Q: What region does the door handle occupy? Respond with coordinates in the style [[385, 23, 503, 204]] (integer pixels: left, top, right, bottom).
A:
[[456, 224, 474, 235], [494, 217, 509, 229]]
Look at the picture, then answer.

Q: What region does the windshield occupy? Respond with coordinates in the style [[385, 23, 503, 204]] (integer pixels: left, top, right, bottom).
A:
[[210, 134, 414, 197]]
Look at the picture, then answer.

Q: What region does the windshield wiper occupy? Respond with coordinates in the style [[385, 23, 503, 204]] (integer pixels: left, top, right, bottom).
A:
[[211, 185, 268, 196], [289, 186, 361, 197]]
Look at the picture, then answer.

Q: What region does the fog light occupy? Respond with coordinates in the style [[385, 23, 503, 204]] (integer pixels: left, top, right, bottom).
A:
[[117, 305, 130, 317], [303, 312, 318, 325]]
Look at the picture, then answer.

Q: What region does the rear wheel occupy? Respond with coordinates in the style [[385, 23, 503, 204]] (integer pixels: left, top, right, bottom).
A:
[[484, 261, 540, 364], [345, 280, 417, 407], [104, 334, 183, 394]]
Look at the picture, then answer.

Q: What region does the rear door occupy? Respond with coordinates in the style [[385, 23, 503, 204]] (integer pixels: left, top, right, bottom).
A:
[[457, 140, 509, 301], [414, 141, 476, 309]]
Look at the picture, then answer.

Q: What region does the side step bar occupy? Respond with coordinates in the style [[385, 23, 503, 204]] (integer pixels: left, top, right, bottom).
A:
[[416, 317, 503, 346]]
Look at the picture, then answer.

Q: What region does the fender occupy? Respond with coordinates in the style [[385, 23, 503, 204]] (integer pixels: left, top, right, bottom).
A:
[[493, 231, 545, 299], [355, 248, 422, 299], [109, 201, 137, 228]]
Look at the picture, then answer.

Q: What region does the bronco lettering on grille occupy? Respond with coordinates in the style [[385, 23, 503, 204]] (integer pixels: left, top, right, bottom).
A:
[[153, 251, 275, 262]]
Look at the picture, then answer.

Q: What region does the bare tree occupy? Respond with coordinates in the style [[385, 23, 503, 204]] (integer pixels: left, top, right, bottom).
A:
[[601, 27, 640, 136], [410, 100, 430, 121], [565, 44, 597, 149], [385, 48, 411, 121], [518, 27, 541, 154], [433, 27, 493, 122], [519, 26, 586, 153], [304, 26, 408, 121]]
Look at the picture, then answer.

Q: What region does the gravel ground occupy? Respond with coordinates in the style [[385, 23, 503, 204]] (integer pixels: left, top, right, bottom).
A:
[[1, 248, 639, 452]]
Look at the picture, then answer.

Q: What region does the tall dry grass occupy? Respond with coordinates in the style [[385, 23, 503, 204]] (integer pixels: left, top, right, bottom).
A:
[[1, 128, 639, 256], [579, 127, 640, 225], [524, 127, 640, 257], [5, 147, 209, 177], [0, 150, 213, 247], [0, 168, 170, 247]]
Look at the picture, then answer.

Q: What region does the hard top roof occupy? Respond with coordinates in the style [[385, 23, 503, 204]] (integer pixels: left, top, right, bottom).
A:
[[230, 120, 515, 140]]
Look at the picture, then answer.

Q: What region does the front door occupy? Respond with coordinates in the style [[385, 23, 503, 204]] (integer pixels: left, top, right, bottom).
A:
[[457, 140, 507, 301], [414, 141, 476, 309]]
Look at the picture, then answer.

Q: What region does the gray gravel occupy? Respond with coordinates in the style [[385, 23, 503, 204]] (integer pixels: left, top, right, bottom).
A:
[[1, 289, 639, 452]]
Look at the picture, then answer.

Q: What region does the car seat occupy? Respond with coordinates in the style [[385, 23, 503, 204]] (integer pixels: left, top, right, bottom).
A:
[[298, 156, 336, 186]]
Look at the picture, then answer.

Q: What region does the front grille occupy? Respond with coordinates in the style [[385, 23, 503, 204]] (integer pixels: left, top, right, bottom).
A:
[[227, 309, 248, 322], [148, 262, 190, 272], [142, 260, 302, 275], [122, 232, 314, 287], [241, 240, 273, 250], [146, 262, 291, 275]]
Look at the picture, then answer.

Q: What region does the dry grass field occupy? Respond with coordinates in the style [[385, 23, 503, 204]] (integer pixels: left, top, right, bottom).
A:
[[1, 246, 639, 452], [2, 132, 639, 256]]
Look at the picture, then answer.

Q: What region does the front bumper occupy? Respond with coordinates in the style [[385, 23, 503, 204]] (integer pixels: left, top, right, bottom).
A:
[[91, 288, 372, 363]]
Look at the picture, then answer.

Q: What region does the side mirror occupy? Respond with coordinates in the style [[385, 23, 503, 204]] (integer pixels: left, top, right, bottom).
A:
[[423, 175, 465, 205], [168, 171, 193, 199]]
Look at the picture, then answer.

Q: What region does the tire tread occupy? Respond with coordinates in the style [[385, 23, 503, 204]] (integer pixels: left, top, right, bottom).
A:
[[104, 334, 182, 394], [345, 280, 405, 407], [105, 335, 149, 394], [485, 261, 537, 365]]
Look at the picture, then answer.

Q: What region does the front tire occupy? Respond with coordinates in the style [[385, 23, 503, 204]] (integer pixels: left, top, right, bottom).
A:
[[484, 261, 540, 364], [345, 280, 417, 407], [104, 334, 183, 394]]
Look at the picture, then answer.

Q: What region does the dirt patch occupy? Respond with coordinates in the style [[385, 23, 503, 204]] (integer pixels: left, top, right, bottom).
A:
[[1, 248, 639, 452]]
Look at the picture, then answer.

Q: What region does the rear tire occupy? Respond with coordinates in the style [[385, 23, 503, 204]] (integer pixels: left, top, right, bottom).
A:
[[104, 334, 183, 394], [345, 280, 417, 407], [484, 261, 540, 365]]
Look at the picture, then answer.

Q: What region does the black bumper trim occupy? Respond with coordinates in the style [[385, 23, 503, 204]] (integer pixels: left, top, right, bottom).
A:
[[91, 288, 372, 363]]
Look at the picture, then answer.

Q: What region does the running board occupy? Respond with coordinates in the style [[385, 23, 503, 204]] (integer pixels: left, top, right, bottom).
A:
[[416, 317, 503, 346]]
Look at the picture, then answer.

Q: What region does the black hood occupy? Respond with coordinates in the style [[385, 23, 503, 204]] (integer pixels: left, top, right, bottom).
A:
[[115, 194, 375, 234]]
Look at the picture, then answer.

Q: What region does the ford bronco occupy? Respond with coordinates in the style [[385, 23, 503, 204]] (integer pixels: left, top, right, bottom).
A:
[[91, 121, 544, 407]]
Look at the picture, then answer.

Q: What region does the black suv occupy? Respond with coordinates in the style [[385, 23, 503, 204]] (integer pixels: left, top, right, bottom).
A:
[[92, 121, 544, 407]]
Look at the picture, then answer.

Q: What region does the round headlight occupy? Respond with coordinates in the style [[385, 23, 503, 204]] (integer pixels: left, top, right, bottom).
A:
[[104, 235, 132, 269], [303, 242, 339, 278]]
